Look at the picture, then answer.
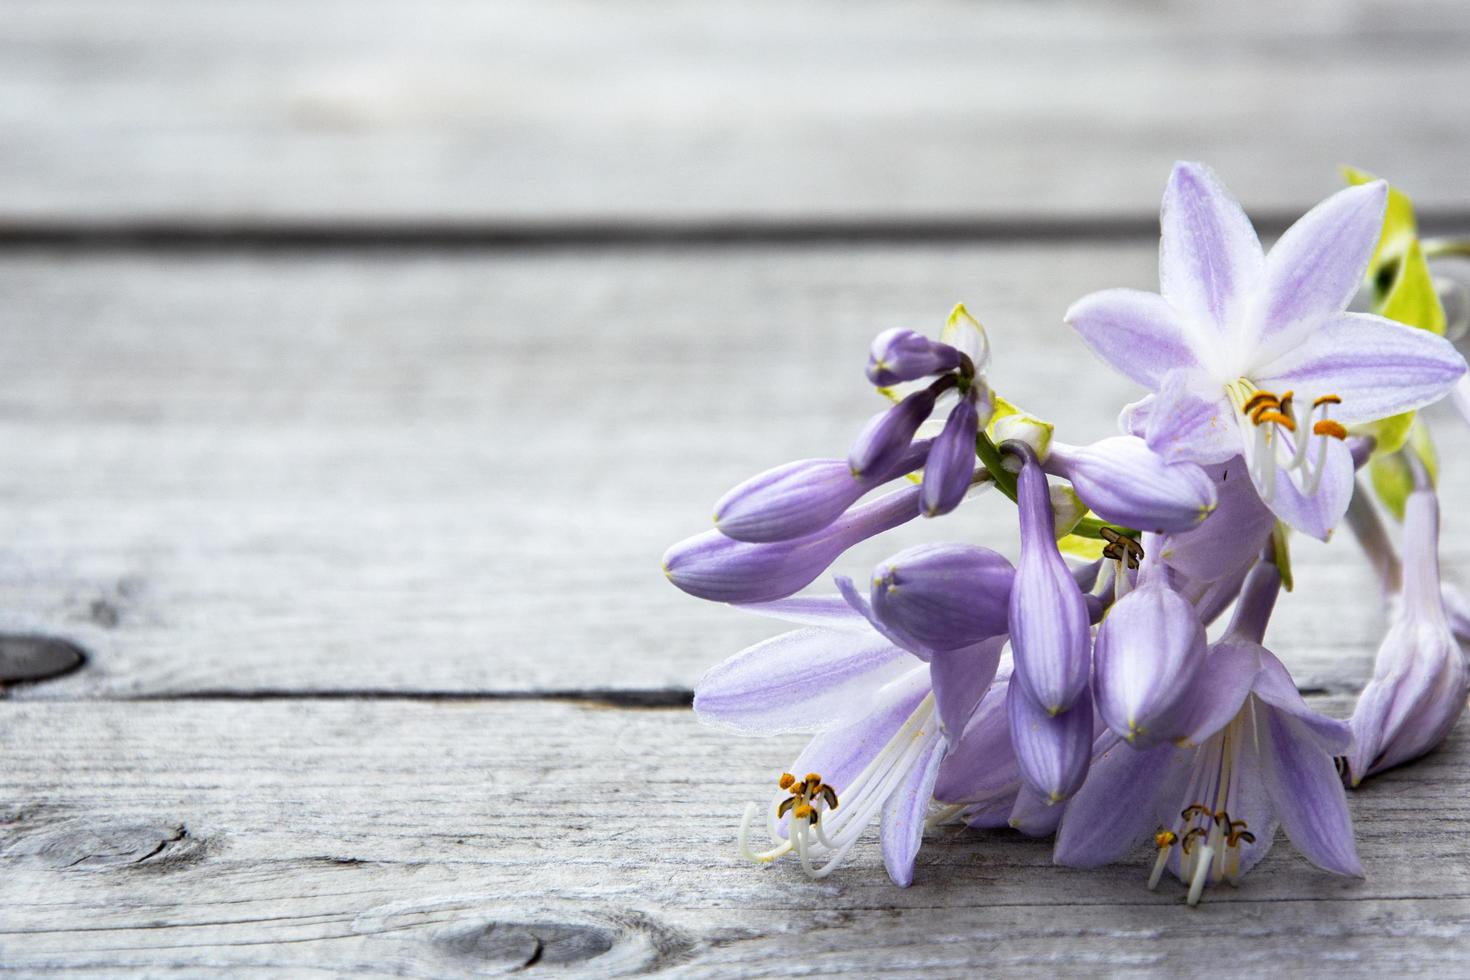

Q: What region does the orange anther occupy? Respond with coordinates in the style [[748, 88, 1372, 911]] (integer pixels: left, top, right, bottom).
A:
[[1313, 419, 1348, 440]]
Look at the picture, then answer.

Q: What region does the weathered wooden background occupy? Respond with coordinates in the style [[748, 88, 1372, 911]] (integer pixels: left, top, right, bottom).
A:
[[3, 1, 1469, 975]]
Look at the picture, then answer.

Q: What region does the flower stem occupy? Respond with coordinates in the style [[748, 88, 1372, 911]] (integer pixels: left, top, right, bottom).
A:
[[973, 430, 1139, 541]]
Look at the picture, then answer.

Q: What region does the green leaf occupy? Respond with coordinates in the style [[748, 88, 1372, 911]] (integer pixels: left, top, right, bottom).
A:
[[1378, 238, 1447, 335], [1368, 424, 1438, 521], [1353, 410, 1415, 456]]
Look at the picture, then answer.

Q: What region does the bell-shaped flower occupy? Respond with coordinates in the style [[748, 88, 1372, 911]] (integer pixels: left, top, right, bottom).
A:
[[1054, 563, 1362, 905], [1347, 484, 1470, 784], [1007, 446, 1092, 713], [1092, 575, 1207, 745], [920, 392, 981, 517], [714, 441, 930, 543], [867, 327, 963, 387], [869, 543, 1013, 652], [848, 386, 940, 480], [695, 595, 1000, 886], [1067, 161, 1466, 541], [1043, 436, 1217, 534], [663, 483, 919, 603]]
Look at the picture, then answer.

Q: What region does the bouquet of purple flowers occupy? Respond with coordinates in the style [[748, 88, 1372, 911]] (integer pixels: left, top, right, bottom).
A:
[[662, 163, 1470, 904]]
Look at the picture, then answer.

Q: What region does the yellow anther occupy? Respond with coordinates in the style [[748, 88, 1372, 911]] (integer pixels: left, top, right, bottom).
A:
[[804, 772, 822, 785], [1253, 409, 1297, 431], [793, 803, 814, 820], [1277, 391, 1295, 416], [1313, 394, 1343, 408], [1242, 391, 1280, 414], [1155, 829, 1178, 849], [778, 772, 796, 790], [1313, 419, 1348, 440]]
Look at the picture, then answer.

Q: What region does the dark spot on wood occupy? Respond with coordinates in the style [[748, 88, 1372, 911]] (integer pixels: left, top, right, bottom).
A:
[[0, 634, 87, 685], [88, 598, 121, 628], [3, 814, 205, 871], [355, 901, 696, 974], [439, 920, 615, 968]]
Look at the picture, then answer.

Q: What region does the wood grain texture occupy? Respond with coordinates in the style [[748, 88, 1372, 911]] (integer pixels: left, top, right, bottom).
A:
[[2, 245, 1463, 700], [4, 0, 1470, 227], [0, 698, 1466, 976]]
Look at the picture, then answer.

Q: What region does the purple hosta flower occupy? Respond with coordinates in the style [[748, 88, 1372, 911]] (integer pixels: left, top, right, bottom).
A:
[[867, 327, 964, 387], [1069, 162, 1466, 540], [1055, 562, 1362, 904], [1092, 575, 1207, 745], [1043, 436, 1217, 534], [1004, 445, 1096, 801], [1347, 484, 1470, 784], [1008, 446, 1092, 713], [1146, 457, 1277, 623], [663, 483, 920, 603], [697, 596, 1001, 886], [849, 386, 942, 480], [714, 441, 931, 543], [921, 391, 981, 517], [870, 543, 1013, 652]]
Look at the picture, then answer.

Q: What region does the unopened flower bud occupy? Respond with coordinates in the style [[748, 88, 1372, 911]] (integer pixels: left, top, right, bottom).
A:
[[866, 327, 963, 387], [1093, 580, 1206, 745], [1007, 674, 1094, 804], [870, 543, 1013, 651], [921, 396, 980, 517], [663, 484, 921, 603], [1044, 436, 1217, 534], [848, 387, 940, 479], [1347, 487, 1470, 784], [714, 441, 930, 543], [1008, 446, 1093, 713]]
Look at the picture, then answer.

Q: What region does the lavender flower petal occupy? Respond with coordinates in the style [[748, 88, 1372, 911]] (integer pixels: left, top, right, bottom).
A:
[[1006, 785, 1065, 838], [1053, 734, 1189, 867], [1256, 180, 1386, 359], [1159, 161, 1264, 333], [693, 628, 915, 735], [934, 674, 1017, 804], [1257, 703, 1364, 877], [1064, 288, 1201, 388], [929, 636, 1007, 747], [1253, 311, 1467, 425], [879, 731, 947, 887]]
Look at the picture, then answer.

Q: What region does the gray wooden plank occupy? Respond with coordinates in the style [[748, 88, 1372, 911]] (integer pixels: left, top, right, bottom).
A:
[[4, 0, 1470, 225], [0, 698, 1466, 975], [1, 245, 1464, 699]]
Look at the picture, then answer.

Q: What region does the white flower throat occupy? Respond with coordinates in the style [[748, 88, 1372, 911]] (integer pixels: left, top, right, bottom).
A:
[[1225, 380, 1347, 503], [1149, 703, 1259, 905]]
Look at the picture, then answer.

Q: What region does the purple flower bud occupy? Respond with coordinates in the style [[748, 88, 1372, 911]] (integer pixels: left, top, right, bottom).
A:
[[870, 543, 1013, 651], [1092, 580, 1206, 745], [1008, 447, 1093, 713], [1044, 436, 1217, 534], [1007, 674, 1094, 804], [866, 327, 962, 387], [848, 387, 939, 480], [714, 441, 930, 543], [921, 395, 980, 517], [663, 483, 920, 603], [1347, 487, 1470, 785]]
